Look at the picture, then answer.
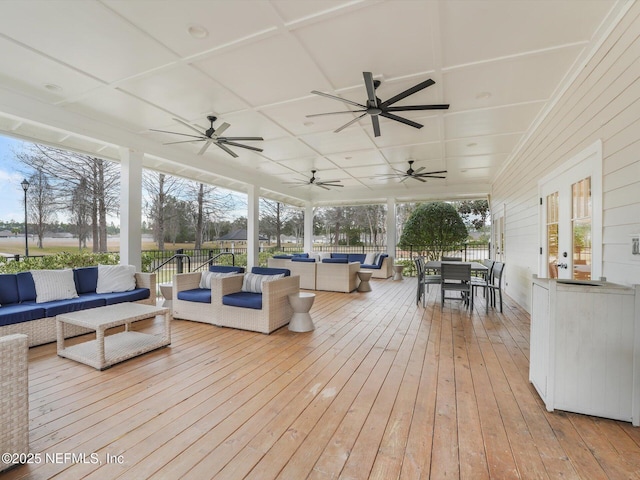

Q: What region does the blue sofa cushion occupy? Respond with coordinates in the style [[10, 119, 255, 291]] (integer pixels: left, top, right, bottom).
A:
[[16, 272, 37, 303], [210, 265, 245, 274], [222, 292, 262, 310], [322, 258, 348, 263], [0, 304, 47, 327], [177, 288, 211, 303], [361, 263, 380, 269], [292, 253, 309, 258], [101, 288, 150, 305], [331, 253, 349, 259], [251, 267, 290, 277], [0, 274, 20, 305], [292, 257, 315, 263], [272, 255, 293, 259], [42, 295, 107, 317], [74, 266, 99, 294], [348, 254, 366, 263]]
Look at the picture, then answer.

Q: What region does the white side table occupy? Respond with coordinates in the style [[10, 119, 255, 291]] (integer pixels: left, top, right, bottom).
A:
[[159, 283, 173, 308], [288, 292, 316, 332], [357, 271, 373, 292], [393, 264, 405, 281]]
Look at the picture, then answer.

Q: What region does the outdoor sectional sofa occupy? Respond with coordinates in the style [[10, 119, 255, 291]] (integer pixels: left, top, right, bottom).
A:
[[173, 266, 299, 334], [0, 267, 155, 347]]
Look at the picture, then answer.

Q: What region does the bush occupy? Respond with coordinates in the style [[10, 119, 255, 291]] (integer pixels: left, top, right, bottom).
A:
[[0, 252, 120, 274]]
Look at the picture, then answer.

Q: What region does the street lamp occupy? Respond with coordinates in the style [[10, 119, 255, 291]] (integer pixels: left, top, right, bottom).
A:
[[21, 178, 29, 258]]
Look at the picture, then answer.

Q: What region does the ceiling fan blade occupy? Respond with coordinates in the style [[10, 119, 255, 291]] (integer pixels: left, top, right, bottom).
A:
[[311, 90, 367, 109], [399, 175, 410, 183], [371, 115, 381, 137], [214, 142, 238, 158], [379, 79, 435, 108], [173, 118, 206, 136], [319, 183, 344, 188], [411, 176, 427, 183], [416, 170, 448, 176], [380, 112, 423, 129], [198, 140, 212, 155], [306, 110, 366, 118], [282, 181, 309, 185], [386, 104, 450, 111], [315, 184, 330, 190], [363, 72, 378, 107], [335, 113, 367, 133], [163, 139, 205, 145], [219, 141, 263, 153], [413, 166, 426, 174], [213, 122, 231, 137], [150, 129, 203, 139], [219, 136, 264, 141]]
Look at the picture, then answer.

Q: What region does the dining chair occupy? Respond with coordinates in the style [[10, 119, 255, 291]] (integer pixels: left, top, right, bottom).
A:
[[441, 256, 462, 261], [471, 259, 494, 310], [414, 256, 441, 307], [440, 262, 472, 310], [487, 262, 505, 312]]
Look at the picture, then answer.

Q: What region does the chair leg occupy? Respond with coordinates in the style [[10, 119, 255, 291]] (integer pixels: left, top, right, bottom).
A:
[[498, 289, 503, 312]]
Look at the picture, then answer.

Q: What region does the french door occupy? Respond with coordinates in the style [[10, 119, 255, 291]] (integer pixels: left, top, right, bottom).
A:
[[539, 142, 602, 280]]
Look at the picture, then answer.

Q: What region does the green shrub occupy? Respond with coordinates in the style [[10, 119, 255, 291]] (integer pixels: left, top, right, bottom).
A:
[[0, 252, 120, 274]]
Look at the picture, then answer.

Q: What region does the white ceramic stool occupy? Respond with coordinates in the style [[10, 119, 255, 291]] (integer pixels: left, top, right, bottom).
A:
[[288, 292, 316, 332], [357, 271, 373, 292], [392, 264, 405, 281], [159, 283, 173, 308]]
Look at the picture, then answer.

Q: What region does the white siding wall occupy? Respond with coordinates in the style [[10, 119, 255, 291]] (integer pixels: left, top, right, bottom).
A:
[[491, 3, 640, 311]]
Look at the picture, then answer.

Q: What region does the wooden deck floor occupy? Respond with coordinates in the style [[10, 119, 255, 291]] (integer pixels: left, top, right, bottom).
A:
[[5, 278, 640, 479]]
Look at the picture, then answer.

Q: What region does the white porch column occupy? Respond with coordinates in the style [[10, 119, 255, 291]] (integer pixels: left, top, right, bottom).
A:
[[386, 198, 397, 259], [119, 148, 143, 270], [246, 185, 260, 270], [304, 202, 314, 253]]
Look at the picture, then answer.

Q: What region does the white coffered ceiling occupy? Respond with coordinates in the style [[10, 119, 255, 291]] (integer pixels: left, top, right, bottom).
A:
[[0, 0, 623, 206]]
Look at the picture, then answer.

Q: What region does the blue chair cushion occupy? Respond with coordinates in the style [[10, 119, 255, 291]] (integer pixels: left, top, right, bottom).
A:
[[322, 258, 348, 263], [0, 274, 20, 305], [16, 272, 37, 303], [251, 267, 290, 277], [348, 254, 366, 263], [177, 288, 211, 303], [0, 304, 47, 327], [210, 265, 245, 274], [222, 292, 262, 310], [42, 295, 107, 317], [331, 253, 348, 259], [74, 266, 99, 294], [101, 288, 150, 305], [291, 257, 315, 263], [361, 263, 381, 269]]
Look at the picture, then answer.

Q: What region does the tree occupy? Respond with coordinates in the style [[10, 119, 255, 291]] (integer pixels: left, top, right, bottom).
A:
[[398, 202, 468, 260], [260, 199, 295, 249], [456, 200, 490, 231], [26, 169, 58, 249], [143, 172, 185, 250]]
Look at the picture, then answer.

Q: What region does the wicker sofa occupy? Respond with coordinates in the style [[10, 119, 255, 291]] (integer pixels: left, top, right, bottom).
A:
[[0, 267, 155, 347], [0, 334, 28, 473], [315, 260, 360, 293], [267, 257, 317, 289], [173, 266, 299, 334]]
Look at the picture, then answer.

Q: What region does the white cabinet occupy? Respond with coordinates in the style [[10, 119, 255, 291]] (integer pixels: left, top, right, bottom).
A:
[[530, 276, 640, 426]]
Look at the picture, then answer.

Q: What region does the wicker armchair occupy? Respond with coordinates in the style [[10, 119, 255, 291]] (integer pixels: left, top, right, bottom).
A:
[[0, 334, 28, 473], [211, 273, 300, 334], [315, 261, 360, 293]]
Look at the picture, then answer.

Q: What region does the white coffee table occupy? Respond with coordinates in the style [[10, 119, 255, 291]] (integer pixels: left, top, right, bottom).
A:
[[288, 292, 316, 332], [57, 303, 170, 370]]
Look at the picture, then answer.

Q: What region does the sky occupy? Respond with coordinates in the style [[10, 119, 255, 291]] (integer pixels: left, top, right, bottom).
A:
[[0, 134, 30, 222]]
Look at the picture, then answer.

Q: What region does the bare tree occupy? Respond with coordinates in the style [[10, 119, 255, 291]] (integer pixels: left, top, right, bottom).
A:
[[143, 172, 185, 250], [16, 145, 120, 252], [26, 169, 57, 249], [182, 181, 236, 248], [260, 199, 295, 249]]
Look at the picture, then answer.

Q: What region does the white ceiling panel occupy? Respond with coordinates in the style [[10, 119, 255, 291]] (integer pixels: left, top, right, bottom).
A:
[[0, 0, 624, 204]]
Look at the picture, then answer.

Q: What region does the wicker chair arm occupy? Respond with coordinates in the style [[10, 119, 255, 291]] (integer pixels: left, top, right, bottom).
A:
[[173, 272, 202, 292], [211, 274, 244, 298], [263, 275, 300, 313]]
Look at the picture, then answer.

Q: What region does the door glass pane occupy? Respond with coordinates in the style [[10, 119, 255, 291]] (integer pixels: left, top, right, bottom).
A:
[[547, 192, 559, 278], [572, 177, 591, 280]]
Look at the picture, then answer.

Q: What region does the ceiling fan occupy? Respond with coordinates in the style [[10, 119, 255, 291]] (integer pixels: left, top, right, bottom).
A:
[[150, 115, 264, 158], [374, 160, 447, 183], [283, 170, 344, 190], [307, 72, 449, 137]]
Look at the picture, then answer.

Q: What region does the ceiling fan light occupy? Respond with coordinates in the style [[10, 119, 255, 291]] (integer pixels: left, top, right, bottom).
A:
[[44, 83, 63, 93]]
